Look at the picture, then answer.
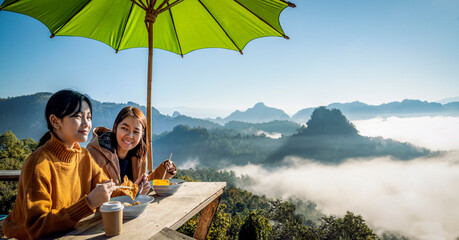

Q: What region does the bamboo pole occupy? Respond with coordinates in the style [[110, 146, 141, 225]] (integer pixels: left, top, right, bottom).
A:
[[147, 16, 154, 173]]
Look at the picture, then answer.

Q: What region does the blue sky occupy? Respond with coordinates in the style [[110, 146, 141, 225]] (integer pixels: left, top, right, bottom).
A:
[[1, 0, 458, 116]]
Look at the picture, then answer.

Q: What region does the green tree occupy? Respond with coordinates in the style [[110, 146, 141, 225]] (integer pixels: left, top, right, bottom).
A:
[[316, 211, 379, 240], [206, 204, 231, 240], [379, 231, 410, 240], [238, 210, 272, 240], [0, 130, 37, 170], [267, 200, 309, 240], [0, 181, 18, 214], [0, 131, 37, 214]]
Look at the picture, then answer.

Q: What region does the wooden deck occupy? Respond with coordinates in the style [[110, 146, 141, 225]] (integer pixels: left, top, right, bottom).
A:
[[0, 178, 226, 240]]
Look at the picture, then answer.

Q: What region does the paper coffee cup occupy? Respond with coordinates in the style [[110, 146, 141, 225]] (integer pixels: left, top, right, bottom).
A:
[[100, 201, 124, 236]]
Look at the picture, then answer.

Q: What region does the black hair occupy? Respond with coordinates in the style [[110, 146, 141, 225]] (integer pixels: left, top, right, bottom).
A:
[[38, 90, 93, 147]]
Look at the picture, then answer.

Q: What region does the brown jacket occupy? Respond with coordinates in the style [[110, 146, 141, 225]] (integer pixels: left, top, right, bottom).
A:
[[86, 127, 175, 185]]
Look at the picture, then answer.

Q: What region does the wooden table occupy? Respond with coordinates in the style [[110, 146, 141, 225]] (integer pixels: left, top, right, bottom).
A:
[[48, 182, 226, 240]]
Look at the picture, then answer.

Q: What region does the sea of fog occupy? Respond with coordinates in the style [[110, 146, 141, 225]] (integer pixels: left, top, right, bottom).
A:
[[224, 116, 459, 240]]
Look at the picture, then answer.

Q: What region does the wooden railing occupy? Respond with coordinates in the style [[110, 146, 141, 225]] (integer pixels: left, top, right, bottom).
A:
[[0, 170, 20, 181]]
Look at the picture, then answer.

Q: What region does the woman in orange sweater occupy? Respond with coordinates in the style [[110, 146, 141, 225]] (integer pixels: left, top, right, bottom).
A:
[[87, 106, 177, 195], [1, 90, 117, 240]]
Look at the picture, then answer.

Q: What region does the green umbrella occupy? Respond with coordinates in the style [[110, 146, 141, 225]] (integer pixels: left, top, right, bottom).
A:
[[1, 0, 295, 172]]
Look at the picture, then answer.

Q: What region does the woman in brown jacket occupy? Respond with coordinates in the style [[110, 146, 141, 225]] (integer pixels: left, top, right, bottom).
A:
[[87, 106, 176, 195]]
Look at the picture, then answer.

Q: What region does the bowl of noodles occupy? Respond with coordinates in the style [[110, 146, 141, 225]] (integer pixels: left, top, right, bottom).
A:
[[110, 195, 154, 219]]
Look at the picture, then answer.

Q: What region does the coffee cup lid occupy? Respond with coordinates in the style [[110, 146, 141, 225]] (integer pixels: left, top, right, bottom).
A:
[[100, 201, 124, 212]]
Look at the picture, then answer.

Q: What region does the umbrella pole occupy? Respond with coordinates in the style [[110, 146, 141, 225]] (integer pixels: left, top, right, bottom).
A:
[[146, 16, 154, 174]]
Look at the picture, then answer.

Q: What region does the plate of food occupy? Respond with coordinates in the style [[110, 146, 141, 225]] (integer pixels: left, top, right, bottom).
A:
[[149, 179, 185, 196], [110, 195, 154, 219]]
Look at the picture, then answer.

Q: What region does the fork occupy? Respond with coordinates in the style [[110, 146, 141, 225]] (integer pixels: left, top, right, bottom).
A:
[[96, 183, 134, 189], [135, 182, 143, 200]]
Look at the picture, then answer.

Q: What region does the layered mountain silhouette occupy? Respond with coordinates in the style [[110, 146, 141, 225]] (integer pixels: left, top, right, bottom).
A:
[[292, 100, 459, 123], [209, 100, 459, 125], [219, 102, 290, 124], [2, 92, 458, 143], [265, 107, 432, 165], [0, 92, 220, 141], [0, 93, 437, 167], [0, 93, 300, 141]]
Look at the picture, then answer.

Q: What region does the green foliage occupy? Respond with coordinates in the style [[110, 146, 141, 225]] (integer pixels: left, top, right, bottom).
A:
[[0, 131, 37, 214], [313, 211, 379, 240], [379, 231, 411, 240], [177, 214, 198, 237], [206, 204, 232, 240], [238, 210, 272, 240], [0, 131, 37, 170], [177, 203, 231, 240], [0, 181, 18, 214], [267, 200, 310, 240]]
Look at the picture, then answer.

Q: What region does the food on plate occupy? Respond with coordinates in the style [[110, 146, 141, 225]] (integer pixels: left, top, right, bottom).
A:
[[121, 201, 140, 206], [152, 179, 169, 185], [117, 176, 138, 200]]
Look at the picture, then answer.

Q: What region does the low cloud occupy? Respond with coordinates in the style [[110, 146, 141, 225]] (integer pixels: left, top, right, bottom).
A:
[[353, 116, 459, 151], [256, 130, 282, 139], [178, 157, 200, 169], [225, 153, 459, 239]]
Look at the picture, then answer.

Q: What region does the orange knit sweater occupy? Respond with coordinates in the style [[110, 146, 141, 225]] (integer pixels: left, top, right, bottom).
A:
[[1, 134, 109, 240]]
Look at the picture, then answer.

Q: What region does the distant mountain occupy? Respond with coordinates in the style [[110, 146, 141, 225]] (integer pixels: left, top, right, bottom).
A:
[[0, 93, 300, 141], [0, 93, 220, 141], [0, 93, 435, 168], [222, 102, 290, 123], [266, 107, 433, 165], [292, 99, 459, 123], [436, 96, 459, 104]]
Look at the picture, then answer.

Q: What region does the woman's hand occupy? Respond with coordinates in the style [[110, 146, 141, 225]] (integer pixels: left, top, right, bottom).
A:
[[87, 180, 116, 208], [164, 160, 177, 176], [135, 173, 151, 195]]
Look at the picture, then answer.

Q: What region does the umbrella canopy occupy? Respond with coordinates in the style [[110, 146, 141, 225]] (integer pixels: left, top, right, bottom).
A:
[[1, 0, 295, 172]]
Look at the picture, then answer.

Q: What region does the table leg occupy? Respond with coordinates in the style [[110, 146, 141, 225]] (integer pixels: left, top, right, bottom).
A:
[[193, 195, 221, 240]]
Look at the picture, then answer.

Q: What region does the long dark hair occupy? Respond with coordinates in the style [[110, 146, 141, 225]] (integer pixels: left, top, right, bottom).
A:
[[38, 90, 93, 147], [112, 106, 147, 160]]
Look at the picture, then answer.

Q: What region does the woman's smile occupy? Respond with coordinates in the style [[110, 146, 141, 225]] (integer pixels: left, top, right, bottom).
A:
[[116, 116, 143, 158]]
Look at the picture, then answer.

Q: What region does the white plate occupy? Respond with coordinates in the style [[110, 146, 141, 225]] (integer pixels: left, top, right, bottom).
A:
[[110, 195, 154, 219]]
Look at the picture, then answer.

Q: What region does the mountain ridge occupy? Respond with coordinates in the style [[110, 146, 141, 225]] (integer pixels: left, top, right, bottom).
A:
[[0, 93, 301, 141]]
